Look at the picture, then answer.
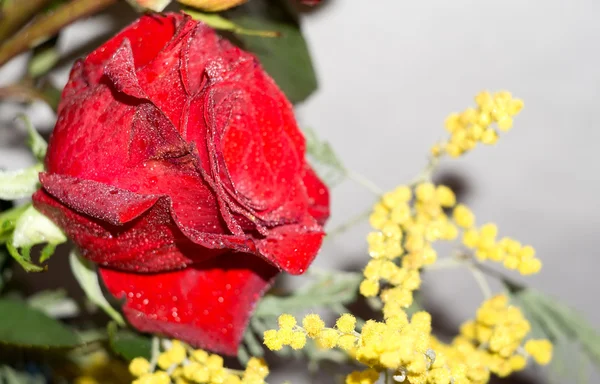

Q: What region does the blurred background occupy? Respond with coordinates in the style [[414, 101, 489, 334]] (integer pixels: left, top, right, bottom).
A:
[[1, 0, 599, 383]]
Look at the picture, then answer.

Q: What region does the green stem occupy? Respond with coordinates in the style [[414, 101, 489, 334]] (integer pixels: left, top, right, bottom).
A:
[[346, 169, 383, 196], [409, 155, 440, 185], [466, 263, 492, 300], [0, 0, 116, 66], [325, 208, 372, 240], [149, 336, 160, 371], [0, 0, 53, 42]]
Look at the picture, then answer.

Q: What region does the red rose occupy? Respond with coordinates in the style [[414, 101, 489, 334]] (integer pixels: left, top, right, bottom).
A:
[[32, 13, 329, 355]]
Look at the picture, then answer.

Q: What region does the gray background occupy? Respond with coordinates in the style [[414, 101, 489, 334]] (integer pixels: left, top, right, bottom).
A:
[[1, 0, 599, 382]]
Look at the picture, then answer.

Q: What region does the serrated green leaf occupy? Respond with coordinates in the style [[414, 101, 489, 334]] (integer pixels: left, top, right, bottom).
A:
[[507, 282, 600, 381], [184, 9, 279, 37], [304, 127, 347, 186], [0, 298, 81, 348], [12, 206, 66, 248], [534, 292, 600, 364], [0, 164, 43, 200], [18, 115, 47, 161], [237, 343, 250, 365], [243, 327, 264, 358], [254, 271, 361, 317], [107, 322, 152, 360], [227, 0, 318, 103], [69, 249, 125, 326]]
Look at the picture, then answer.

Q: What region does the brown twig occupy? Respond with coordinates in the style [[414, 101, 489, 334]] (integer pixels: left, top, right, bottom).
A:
[[0, 0, 117, 66], [0, 0, 54, 43], [0, 83, 50, 103]]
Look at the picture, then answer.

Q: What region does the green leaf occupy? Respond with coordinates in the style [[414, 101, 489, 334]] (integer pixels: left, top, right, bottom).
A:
[[12, 206, 66, 248], [184, 9, 279, 37], [507, 282, 600, 382], [28, 39, 60, 79], [0, 249, 7, 292], [69, 249, 126, 326], [18, 115, 47, 161], [304, 127, 347, 186], [27, 289, 79, 319], [107, 322, 152, 360], [6, 242, 43, 272], [0, 298, 81, 348], [227, 0, 318, 103], [254, 270, 361, 317], [0, 204, 29, 238], [0, 164, 43, 200]]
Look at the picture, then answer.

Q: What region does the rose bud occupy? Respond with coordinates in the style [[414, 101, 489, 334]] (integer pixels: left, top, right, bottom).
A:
[[33, 13, 329, 355]]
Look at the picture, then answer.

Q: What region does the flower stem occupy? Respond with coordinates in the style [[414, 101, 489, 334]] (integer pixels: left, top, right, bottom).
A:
[[0, 0, 117, 66], [149, 336, 160, 371], [0, 0, 54, 42], [466, 263, 492, 300], [346, 169, 383, 196], [325, 208, 372, 240]]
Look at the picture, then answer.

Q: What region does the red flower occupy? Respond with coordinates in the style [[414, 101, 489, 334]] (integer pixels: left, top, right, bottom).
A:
[[32, 13, 329, 355]]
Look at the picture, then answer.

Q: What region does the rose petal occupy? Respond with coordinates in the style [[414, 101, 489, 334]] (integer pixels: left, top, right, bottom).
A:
[[32, 188, 204, 272], [303, 165, 330, 226], [257, 217, 325, 275], [99, 253, 278, 355], [86, 15, 182, 83], [39, 173, 160, 226]]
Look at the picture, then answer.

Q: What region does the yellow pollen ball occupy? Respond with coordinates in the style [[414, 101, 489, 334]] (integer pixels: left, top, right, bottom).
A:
[[167, 340, 187, 364], [453, 204, 475, 228], [416, 182, 436, 202], [359, 279, 380, 297], [206, 354, 224, 370], [290, 331, 307, 350], [129, 357, 151, 377], [277, 314, 297, 330], [302, 314, 325, 337], [525, 339, 553, 365], [435, 185, 456, 207], [336, 314, 357, 333], [481, 129, 498, 144], [317, 328, 340, 349], [263, 330, 282, 351]]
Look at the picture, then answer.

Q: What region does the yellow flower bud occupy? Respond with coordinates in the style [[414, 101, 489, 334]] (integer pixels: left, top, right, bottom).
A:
[[277, 314, 297, 330], [336, 314, 357, 334], [129, 357, 151, 377], [359, 279, 380, 297], [302, 314, 325, 338], [453, 204, 475, 228], [525, 339, 553, 365]]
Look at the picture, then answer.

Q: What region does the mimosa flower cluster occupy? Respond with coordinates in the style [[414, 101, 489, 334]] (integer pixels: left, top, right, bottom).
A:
[[261, 91, 554, 384], [432, 91, 524, 157], [430, 294, 552, 384], [128, 341, 268, 384]]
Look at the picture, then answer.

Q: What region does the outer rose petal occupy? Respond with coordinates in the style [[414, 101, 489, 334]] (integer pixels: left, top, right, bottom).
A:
[[303, 165, 330, 226], [99, 253, 278, 355]]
